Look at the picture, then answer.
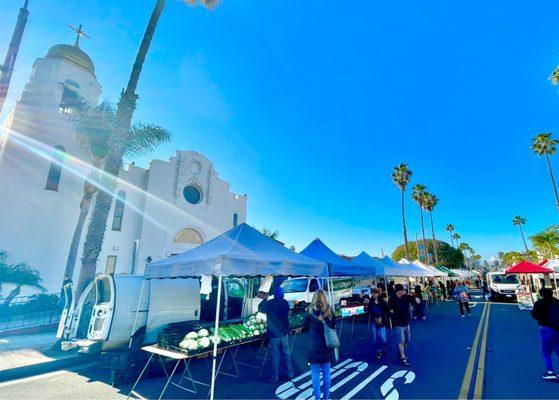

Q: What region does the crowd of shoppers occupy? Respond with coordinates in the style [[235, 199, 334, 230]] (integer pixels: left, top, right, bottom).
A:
[[258, 277, 483, 399]]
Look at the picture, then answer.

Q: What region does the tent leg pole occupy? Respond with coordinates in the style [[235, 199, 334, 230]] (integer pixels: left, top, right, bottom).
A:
[[128, 279, 145, 349], [210, 275, 223, 400]]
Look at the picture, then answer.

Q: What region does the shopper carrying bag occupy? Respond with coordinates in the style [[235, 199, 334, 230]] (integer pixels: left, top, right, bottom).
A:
[[303, 289, 337, 400]]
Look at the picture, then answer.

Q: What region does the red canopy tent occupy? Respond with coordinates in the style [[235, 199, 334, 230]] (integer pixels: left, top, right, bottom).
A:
[[506, 261, 552, 274]]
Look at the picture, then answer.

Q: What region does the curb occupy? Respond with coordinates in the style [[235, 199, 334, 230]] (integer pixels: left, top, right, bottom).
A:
[[0, 353, 98, 383]]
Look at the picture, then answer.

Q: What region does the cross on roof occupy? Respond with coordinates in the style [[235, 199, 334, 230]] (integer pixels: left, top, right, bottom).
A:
[[68, 24, 90, 48]]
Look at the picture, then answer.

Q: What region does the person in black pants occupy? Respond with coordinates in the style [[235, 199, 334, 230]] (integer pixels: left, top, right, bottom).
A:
[[258, 287, 294, 382], [453, 282, 471, 317]]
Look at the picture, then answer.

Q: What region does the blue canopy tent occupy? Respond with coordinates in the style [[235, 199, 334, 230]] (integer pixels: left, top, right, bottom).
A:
[[146, 223, 328, 279], [350, 251, 386, 275], [143, 223, 328, 400], [300, 238, 370, 276]]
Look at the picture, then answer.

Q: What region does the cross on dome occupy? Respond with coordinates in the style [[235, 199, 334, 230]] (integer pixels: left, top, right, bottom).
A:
[[67, 24, 90, 48]]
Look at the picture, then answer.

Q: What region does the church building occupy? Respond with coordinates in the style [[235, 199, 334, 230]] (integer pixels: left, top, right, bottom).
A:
[[0, 34, 247, 294]]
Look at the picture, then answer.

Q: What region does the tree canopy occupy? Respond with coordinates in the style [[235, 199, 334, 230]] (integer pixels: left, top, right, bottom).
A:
[[391, 240, 464, 269]]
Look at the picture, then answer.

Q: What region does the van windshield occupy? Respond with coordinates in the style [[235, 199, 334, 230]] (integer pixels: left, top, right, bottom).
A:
[[96, 279, 112, 303], [491, 274, 519, 284], [281, 279, 308, 293]]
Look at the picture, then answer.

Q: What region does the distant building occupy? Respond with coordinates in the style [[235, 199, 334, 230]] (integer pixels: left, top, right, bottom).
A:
[[0, 38, 247, 293]]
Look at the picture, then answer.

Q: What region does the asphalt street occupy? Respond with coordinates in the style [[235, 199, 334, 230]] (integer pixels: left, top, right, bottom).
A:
[[0, 293, 556, 399]]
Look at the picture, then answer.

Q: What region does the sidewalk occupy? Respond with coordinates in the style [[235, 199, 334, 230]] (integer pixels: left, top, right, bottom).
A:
[[0, 330, 89, 382]]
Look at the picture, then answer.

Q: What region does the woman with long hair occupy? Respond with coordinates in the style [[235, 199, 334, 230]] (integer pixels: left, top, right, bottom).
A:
[[303, 289, 336, 400]]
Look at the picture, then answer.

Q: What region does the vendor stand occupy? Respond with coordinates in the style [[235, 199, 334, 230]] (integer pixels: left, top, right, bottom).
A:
[[300, 240, 374, 340], [506, 261, 553, 310], [129, 223, 328, 400]]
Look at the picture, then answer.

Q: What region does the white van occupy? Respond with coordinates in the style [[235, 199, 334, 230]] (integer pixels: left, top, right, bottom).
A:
[[488, 271, 519, 301], [280, 277, 354, 305], [58, 274, 252, 354]]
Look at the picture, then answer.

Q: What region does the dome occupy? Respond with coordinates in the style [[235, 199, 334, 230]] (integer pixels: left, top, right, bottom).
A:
[[45, 44, 95, 75]]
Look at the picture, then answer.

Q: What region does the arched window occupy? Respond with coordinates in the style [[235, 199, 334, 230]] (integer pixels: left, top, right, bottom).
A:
[[58, 80, 82, 115], [45, 145, 65, 191], [174, 228, 204, 245], [111, 190, 126, 231], [233, 213, 238, 227]]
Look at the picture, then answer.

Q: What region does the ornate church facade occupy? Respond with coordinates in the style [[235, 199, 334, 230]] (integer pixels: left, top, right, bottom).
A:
[[0, 37, 247, 293]]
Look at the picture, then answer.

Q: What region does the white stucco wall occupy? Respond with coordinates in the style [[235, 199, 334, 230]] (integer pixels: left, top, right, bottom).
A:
[[0, 54, 101, 294], [0, 49, 247, 295]]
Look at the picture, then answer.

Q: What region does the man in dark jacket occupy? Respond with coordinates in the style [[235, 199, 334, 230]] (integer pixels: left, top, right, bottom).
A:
[[388, 284, 419, 366], [531, 288, 559, 380], [258, 287, 294, 382]]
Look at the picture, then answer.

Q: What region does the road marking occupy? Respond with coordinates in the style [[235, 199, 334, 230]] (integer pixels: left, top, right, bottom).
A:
[[380, 370, 415, 400], [0, 362, 98, 388], [458, 302, 488, 399], [473, 303, 491, 399], [340, 365, 388, 400]]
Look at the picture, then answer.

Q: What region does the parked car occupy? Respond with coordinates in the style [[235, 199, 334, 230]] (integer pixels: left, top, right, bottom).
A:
[[487, 272, 519, 302], [280, 276, 354, 305]]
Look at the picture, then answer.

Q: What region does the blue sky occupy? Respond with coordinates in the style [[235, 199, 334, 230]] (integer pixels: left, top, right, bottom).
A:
[[2, 0, 559, 260]]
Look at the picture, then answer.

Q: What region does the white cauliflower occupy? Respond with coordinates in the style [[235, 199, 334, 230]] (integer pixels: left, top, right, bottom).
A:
[[186, 331, 198, 340], [198, 337, 211, 348]]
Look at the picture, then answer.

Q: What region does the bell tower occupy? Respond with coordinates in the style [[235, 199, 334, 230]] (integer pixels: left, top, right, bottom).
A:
[[0, 0, 30, 115]]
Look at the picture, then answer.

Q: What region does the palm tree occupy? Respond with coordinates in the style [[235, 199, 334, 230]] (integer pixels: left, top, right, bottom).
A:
[[411, 184, 428, 261], [452, 232, 461, 248], [66, 102, 171, 292], [260, 228, 280, 241], [531, 132, 559, 209], [530, 225, 559, 259], [76, 0, 219, 299], [458, 242, 471, 268], [391, 164, 413, 259], [423, 193, 439, 265], [512, 215, 530, 254], [445, 224, 455, 246], [0, 259, 45, 308]]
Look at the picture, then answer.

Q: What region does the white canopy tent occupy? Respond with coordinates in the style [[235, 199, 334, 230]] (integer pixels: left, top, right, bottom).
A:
[[380, 256, 428, 277], [412, 259, 447, 277], [143, 223, 329, 399]]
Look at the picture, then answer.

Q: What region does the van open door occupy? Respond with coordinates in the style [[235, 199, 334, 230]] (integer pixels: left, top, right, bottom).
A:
[[56, 282, 74, 339], [88, 276, 115, 341]]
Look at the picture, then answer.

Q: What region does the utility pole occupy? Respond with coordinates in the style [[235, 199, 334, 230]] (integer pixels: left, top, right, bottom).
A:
[[0, 0, 30, 115]]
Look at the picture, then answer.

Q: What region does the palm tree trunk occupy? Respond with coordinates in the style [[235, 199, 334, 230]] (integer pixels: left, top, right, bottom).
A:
[[63, 193, 92, 285], [544, 151, 559, 209], [429, 211, 439, 265], [401, 189, 409, 259], [449, 232, 454, 248], [419, 206, 427, 262], [75, 0, 166, 300], [519, 225, 529, 254]]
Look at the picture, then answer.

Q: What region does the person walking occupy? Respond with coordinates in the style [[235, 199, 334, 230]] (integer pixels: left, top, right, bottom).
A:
[[413, 285, 427, 320], [439, 281, 447, 301], [531, 288, 559, 380], [454, 282, 471, 317], [303, 289, 336, 400], [388, 284, 419, 366], [482, 279, 489, 300], [258, 287, 294, 382], [368, 288, 389, 359], [446, 280, 453, 300]]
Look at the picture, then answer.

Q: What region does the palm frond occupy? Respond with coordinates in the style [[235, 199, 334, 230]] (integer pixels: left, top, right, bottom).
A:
[[125, 123, 172, 157], [550, 66, 559, 86], [183, 0, 221, 10]]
